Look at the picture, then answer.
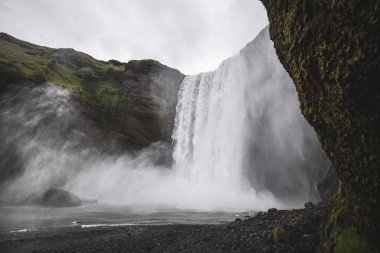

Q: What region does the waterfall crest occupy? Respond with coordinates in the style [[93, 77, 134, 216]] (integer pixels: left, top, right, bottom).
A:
[[172, 27, 329, 205]]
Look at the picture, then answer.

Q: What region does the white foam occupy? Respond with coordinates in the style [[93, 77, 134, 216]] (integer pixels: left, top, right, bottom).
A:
[[81, 223, 135, 228]]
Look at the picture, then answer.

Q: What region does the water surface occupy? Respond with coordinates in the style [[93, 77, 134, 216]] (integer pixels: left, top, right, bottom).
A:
[[0, 204, 253, 233]]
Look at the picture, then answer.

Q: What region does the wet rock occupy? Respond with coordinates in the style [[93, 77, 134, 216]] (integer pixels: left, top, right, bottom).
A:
[[41, 189, 82, 207], [304, 202, 314, 209], [317, 166, 339, 203], [267, 208, 278, 215], [256, 212, 264, 217]]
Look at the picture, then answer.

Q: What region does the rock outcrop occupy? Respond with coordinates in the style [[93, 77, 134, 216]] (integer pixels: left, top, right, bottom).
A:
[[41, 189, 82, 207], [0, 33, 185, 148], [261, 1, 380, 252]]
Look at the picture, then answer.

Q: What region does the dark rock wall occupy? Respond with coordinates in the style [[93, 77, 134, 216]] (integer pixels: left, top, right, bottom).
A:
[[317, 166, 339, 203], [260, 0, 380, 251]]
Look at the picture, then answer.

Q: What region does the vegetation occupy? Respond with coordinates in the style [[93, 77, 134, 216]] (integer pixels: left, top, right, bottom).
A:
[[335, 228, 371, 253], [0, 32, 184, 148], [269, 225, 286, 243]]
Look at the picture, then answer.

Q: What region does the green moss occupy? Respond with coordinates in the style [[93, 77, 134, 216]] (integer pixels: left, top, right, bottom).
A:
[[335, 228, 371, 253], [0, 59, 24, 78], [261, 0, 380, 251], [0, 32, 184, 148], [74, 67, 97, 80], [269, 225, 286, 243]]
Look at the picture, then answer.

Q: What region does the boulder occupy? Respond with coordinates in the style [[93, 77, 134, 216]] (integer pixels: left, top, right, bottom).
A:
[[41, 189, 82, 207]]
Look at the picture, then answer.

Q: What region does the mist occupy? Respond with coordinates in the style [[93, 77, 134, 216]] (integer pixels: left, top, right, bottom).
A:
[[0, 28, 329, 212], [172, 27, 329, 207], [0, 83, 275, 211]]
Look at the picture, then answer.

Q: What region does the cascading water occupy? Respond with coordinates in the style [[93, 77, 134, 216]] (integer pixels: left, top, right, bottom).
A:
[[172, 57, 259, 207], [171, 27, 329, 206], [0, 27, 329, 212]]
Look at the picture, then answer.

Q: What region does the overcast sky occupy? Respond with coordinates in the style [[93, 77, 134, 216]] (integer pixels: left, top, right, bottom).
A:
[[0, 0, 268, 74]]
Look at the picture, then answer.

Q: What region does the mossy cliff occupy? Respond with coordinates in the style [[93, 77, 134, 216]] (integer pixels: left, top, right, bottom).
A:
[[0, 33, 184, 148], [260, 1, 380, 252]]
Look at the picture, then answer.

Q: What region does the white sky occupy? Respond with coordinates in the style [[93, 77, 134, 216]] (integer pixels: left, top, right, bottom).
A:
[[0, 0, 268, 75]]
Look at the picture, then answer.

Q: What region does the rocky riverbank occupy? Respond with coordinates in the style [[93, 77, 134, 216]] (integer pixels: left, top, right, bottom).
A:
[[0, 203, 327, 253]]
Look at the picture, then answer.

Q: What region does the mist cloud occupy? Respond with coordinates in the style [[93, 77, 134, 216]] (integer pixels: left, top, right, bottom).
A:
[[0, 0, 268, 74]]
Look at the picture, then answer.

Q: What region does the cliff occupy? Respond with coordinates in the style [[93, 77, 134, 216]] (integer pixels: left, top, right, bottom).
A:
[[0, 32, 184, 148], [260, 1, 380, 252]]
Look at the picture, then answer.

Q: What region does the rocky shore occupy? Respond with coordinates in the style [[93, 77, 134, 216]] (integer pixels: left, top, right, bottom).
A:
[[0, 203, 327, 253]]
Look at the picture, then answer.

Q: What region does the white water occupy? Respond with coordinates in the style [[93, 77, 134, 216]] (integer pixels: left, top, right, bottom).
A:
[[171, 28, 328, 209], [0, 28, 328, 213], [171, 56, 279, 210]]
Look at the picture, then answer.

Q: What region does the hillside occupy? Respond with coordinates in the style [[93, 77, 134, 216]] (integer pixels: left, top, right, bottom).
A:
[[0, 32, 185, 148]]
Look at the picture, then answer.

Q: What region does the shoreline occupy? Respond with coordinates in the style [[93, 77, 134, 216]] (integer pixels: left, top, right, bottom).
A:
[[0, 203, 326, 253]]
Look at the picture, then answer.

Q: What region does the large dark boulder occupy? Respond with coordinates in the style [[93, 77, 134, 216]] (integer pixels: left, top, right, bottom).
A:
[[41, 189, 82, 207], [261, 1, 380, 251]]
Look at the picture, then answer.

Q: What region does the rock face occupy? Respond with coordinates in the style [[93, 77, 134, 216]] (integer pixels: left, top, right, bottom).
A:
[[260, 1, 379, 251], [317, 166, 339, 203], [41, 189, 82, 207], [0, 33, 184, 148]]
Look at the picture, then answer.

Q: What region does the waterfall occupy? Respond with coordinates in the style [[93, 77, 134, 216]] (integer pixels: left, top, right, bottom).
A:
[[172, 27, 329, 205], [0, 27, 329, 211], [173, 56, 249, 190]]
